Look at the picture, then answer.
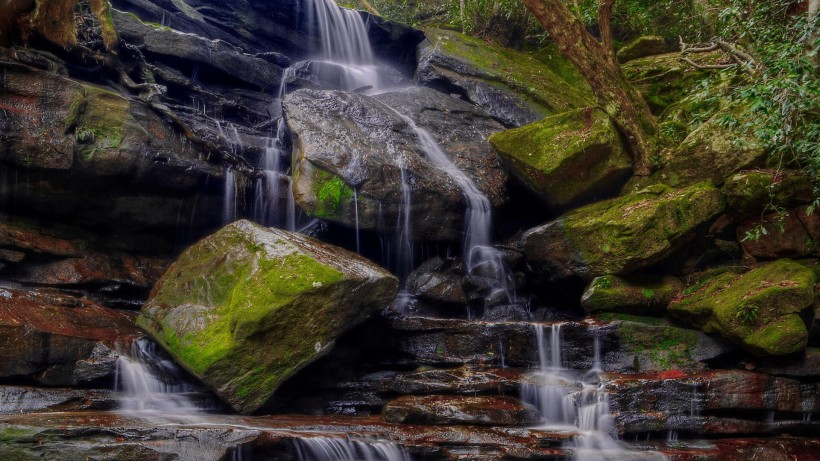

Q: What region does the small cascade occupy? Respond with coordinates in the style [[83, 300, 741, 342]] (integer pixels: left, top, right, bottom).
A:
[[294, 436, 412, 461], [522, 324, 669, 461], [115, 338, 209, 415], [395, 166, 414, 282], [251, 122, 298, 231]]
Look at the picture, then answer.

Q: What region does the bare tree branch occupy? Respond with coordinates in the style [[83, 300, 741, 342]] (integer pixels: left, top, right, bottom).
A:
[[678, 57, 736, 70]]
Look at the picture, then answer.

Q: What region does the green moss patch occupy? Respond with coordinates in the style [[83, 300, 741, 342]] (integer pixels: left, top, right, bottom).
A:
[[424, 28, 593, 115], [669, 259, 814, 356]]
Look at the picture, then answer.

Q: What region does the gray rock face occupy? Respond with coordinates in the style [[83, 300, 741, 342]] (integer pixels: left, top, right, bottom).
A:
[[285, 86, 506, 242]]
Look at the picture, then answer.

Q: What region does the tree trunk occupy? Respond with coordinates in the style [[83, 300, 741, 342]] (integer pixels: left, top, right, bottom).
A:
[[522, 0, 658, 176]]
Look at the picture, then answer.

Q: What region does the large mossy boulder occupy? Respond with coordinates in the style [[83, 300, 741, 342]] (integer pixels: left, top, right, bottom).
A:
[[515, 182, 724, 282], [285, 86, 506, 242], [417, 28, 592, 127], [137, 220, 399, 414], [622, 52, 713, 114], [624, 108, 766, 192], [617, 36, 667, 63], [668, 260, 815, 356], [489, 107, 632, 209]]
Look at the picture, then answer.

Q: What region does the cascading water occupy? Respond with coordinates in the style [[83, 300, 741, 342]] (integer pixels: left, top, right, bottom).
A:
[[383, 106, 513, 302], [115, 338, 211, 415], [294, 437, 412, 461], [522, 324, 669, 461]]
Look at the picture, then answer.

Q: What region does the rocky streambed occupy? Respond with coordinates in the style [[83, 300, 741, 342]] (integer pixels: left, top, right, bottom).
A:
[[0, 0, 819, 460]]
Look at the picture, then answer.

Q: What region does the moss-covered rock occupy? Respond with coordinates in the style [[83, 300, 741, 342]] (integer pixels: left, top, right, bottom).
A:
[[599, 315, 732, 372], [29, 0, 118, 51], [489, 108, 632, 209], [669, 259, 815, 356], [581, 275, 683, 314], [137, 220, 398, 414], [623, 106, 767, 192], [723, 170, 814, 221], [417, 28, 592, 127], [516, 182, 724, 282], [622, 52, 714, 114], [617, 36, 668, 63]]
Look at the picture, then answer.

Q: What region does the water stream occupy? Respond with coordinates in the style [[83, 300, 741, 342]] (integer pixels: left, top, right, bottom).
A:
[[522, 324, 669, 461]]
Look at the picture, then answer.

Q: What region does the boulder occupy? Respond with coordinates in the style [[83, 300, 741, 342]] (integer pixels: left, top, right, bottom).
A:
[[137, 220, 398, 414], [617, 36, 668, 63], [0, 61, 224, 247], [669, 260, 815, 356], [0, 288, 140, 386], [417, 28, 592, 127], [623, 108, 767, 192], [722, 170, 814, 221], [407, 271, 467, 306], [515, 182, 724, 282], [622, 52, 714, 114], [285, 87, 505, 242], [599, 315, 734, 372], [382, 395, 542, 426], [490, 107, 632, 209], [581, 275, 683, 313], [737, 206, 819, 260], [112, 10, 284, 92]]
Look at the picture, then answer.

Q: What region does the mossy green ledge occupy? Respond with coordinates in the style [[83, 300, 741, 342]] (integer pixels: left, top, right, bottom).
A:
[[581, 274, 683, 314], [489, 108, 632, 209], [417, 28, 592, 127], [669, 259, 815, 356], [137, 220, 399, 414], [515, 182, 724, 282]]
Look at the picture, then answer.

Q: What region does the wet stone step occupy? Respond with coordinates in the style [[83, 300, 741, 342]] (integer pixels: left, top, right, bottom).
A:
[[382, 395, 543, 426], [357, 366, 523, 395], [0, 386, 118, 414], [389, 317, 732, 372]]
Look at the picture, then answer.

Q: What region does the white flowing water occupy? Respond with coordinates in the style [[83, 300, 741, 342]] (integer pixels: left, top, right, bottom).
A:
[[385, 106, 512, 300], [223, 168, 236, 225], [294, 437, 412, 461], [252, 120, 298, 231], [115, 339, 206, 415], [522, 324, 669, 461]]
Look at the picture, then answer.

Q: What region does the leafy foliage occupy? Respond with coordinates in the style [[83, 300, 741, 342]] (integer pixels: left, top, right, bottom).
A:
[[690, 1, 820, 236]]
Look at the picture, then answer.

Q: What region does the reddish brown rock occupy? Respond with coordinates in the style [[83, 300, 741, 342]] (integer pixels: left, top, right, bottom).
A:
[[0, 288, 141, 386], [382, 395, 542, 426], [738, 206, 819, 260]]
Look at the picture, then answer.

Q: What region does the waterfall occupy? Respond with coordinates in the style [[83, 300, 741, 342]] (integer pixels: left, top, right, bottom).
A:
[[115, 339, 211, 415], [294, 437, 412, 461], [522, 324, 669, 461], [305, 0, 374, 64], [384, 105, 513, 301]]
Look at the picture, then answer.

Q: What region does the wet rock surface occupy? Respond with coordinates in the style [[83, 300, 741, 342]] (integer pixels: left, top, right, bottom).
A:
[[286, 87, 506, 241], [383, 395, 542, 426], [0, 287, 140, 386]]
